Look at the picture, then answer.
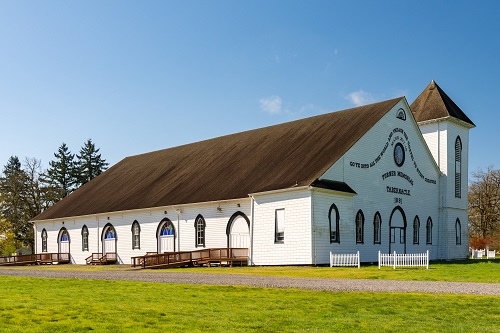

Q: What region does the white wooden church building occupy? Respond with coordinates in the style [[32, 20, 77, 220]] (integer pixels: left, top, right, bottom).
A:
[[32, 81, 475, 265]]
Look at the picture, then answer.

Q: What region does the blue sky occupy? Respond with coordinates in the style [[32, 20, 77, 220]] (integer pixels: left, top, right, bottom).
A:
[[0, 1, 498, 177]]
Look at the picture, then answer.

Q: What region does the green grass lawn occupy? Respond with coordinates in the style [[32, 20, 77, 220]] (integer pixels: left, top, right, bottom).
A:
[[0, 275, 499, 333]]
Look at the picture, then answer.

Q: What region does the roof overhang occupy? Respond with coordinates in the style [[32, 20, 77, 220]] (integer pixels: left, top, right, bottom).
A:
[[417, 116, 476, 129]]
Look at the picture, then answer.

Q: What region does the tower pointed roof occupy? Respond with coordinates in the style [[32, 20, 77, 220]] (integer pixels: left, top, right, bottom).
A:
[[410, 80, 475, 127]]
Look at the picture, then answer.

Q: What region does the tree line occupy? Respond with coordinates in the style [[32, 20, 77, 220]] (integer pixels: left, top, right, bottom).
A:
[[468, 166, 500, 251], [0, 139, 108, 255]]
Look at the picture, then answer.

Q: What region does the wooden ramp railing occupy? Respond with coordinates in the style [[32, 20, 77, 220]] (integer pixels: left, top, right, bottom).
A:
[[0, 253, 70, 266], [85, 253, 118, 265], [131, 248, 248, 269]]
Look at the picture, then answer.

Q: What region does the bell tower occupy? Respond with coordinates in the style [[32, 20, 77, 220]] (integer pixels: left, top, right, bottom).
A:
[[411, 81, 475, 259]]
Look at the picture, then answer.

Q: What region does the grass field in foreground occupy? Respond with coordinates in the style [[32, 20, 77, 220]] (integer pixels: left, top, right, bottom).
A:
[[6, 258, 500, 283], [0, 275, 499, 333]]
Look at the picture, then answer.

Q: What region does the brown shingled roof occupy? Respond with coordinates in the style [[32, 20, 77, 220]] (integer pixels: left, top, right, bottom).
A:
[[34, 97, 401, 220], [410, 80, 475, 126]]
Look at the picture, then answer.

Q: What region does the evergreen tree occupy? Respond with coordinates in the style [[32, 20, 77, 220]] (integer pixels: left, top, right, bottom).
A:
[[0, 156, 26, 229], [44, 143, 76, 199], [0, 156, 30, 248], [75, 139, 109, 187], [0, 157, 51, 250]]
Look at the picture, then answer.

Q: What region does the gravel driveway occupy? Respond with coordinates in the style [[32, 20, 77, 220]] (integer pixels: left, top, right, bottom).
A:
[[1, 268, 499, 296]]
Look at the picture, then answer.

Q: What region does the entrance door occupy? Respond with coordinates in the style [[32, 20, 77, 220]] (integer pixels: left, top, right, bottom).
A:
[[229, 216, 249, 248], [103, 226, 116, 254], [59, 229, 70, 253], [389, 207, 406, 254], [158, 220, 175, 253]]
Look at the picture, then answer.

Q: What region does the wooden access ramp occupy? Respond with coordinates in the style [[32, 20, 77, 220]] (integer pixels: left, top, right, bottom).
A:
[[131, 248, 248, 269], [0, 253, 70, 266], [85, 253, 118, 265]]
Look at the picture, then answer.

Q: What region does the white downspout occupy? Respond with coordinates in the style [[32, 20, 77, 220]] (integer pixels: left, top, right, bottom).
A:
[[33, 224, 37, 254], [177, 213, 180, 252], [249, 195, 255, 266], [310, 187, 316, 265], [96, 216, 100, 253]]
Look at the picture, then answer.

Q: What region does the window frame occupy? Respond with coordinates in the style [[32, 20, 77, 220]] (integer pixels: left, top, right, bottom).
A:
[[41, 228, 48, 253], [194, 215, 206, 248], [413, 216, 420, 245], [81, 225, 89, 252], [373, 212, 381, 244], [456, 218, 461, 245], [131, 220, 141, 250], [426, 217, 433, 244], [274, 209, 285, 244], [355, 210, 364, 244], [455, 136, 462, 198], [329, 204, 340, 243]]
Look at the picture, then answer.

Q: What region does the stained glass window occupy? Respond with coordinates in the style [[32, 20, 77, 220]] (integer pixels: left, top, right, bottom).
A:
[[160, 222, 174, 236], [60, 230, 69, 242], [105, 227, 116, 239]]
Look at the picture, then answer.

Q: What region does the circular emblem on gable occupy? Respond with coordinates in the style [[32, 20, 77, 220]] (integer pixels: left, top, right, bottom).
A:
[[394, 143, 405, 167]]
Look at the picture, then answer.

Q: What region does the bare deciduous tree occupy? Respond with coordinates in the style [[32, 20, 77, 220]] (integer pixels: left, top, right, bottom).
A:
[[468, 166, 500, 246]]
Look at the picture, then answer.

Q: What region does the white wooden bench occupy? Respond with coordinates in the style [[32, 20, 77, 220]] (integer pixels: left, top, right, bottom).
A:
[[330, 251, 360, 268]]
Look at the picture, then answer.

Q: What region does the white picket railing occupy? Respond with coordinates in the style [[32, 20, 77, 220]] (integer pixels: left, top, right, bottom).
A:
[[487, 250, 496, 259], [378, 250, 429, 269], [330, 251, 360, 268], [472, 249, 485, 259]]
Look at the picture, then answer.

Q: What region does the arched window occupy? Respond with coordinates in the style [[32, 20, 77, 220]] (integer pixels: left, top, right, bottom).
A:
[[455, 136, 462, 198], [41, 228, 48, 252], [104, 226, 116, 239], [131, 220, 141, 250], [456, 218, 461, 245], [413, 216, 420, 244], [81, 225, 89, 252], [59, 228, 69, 242], [426, 217, 433, 244], [355, 210, 364, 244], [329, 204, 340, 243], [194, 215, 206, 248], [160, 221, 175, 236], [373, 212, 381, 244], [396, 108, 406, 120]]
